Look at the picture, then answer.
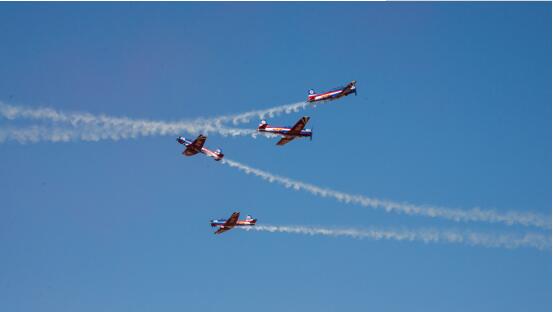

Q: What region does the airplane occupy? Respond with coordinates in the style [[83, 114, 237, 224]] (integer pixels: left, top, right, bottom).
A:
[[176, 134, 224, 161], [210, 212, 257, 235], [307, 80, 357, 103], [257, 116, 312, 146]]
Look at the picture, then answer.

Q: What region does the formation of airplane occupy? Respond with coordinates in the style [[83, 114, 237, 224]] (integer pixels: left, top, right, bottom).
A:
[[210, 212, 257, 234], [307, 80, 357, 103], [257, 116, 312, 146], [176, 134, 224, 161], [176, 81, 357, 234]]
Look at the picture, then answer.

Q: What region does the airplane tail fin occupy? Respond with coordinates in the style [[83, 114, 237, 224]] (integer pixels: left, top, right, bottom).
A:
[[176, 136, 186, 145], [307, 89, 317, 102], [350, 81, 357, 96], [214, 148, 224, 160], [258, 120, 268, 130], [246, 215, 257, 225]]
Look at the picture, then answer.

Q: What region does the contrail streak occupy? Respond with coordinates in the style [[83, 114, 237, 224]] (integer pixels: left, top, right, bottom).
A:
[[0, 125, 85, 143], [0, 101, 310, 132], [0, 102, 254, 137], [241, 224, 551, 251], [0, 100, 300, 141], [204, 101, 310, 125], [222, 159, 551, 229], [0, 124, 265, 143]]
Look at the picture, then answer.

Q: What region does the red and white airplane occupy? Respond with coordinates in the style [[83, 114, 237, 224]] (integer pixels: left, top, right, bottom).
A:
[[307, 80, 357, 103], [257, 116, 312, 146], [210, 212, 257, 235], [176, 134, 224, 161]]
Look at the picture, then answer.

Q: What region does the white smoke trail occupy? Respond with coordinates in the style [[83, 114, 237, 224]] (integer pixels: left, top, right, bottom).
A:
[[202, 101, 310, 125], [221, 159, 551, 229], [0, 124, 268, 144], [241, 224, 551, 251], [0, 101, 307, 141], [0, 125, 86, 143], [0, 101, 309, 128]]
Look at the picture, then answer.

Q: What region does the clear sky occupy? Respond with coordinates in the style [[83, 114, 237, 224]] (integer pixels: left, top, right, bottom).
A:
[[0, 2, 551, 312]]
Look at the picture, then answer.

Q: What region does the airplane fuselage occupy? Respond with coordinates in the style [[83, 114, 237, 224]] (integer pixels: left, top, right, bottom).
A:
[[177, 136, 224, 161], [307, 81, 356, 103], [210, 219, 257, 227], [258, 127, 312, 138]]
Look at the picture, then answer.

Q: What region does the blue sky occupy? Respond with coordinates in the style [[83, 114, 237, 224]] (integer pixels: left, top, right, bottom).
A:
[[0, 2, 551, 311]]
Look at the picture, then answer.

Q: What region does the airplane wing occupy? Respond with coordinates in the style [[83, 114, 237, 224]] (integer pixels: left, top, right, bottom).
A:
[[183, 134, 207, 156], [276, 136, 295, 146], [190, 135, 207, 150], [223, 212, 240, 227], [214, 212, 240, 235], [289, 116, 310, 134], [214, 227, 232, 235]]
